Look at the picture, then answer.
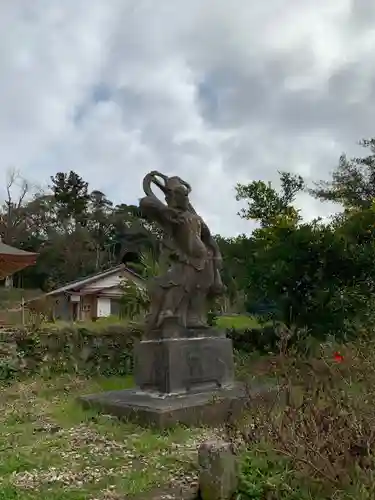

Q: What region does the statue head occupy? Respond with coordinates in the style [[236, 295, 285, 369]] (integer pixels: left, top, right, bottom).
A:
[[164, 176, 191, 210], [143, 171, 192, 211]]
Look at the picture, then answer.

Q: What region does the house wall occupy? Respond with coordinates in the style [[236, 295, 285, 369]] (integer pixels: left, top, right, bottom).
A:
[[80, 275, 144, 320], [48, 267, 145, 322], [53, 293, 122, 321], [123, 270, 145, 288], [100, 286, 123, 297], [110, 298, 122, 316], [53, 294, 71, 321], [81, 273, 123, 292], [80, 295, 95, 321], [97, 297, 111, 317]]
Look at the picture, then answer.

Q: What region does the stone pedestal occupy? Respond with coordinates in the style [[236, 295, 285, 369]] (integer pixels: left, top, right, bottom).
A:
[[135, 335, 234, 394], [79, 383, 248, 429], [78, 328, 257, 428]]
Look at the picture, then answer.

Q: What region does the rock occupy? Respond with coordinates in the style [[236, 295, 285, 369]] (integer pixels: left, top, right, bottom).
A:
[[198, 439, 238, 500]]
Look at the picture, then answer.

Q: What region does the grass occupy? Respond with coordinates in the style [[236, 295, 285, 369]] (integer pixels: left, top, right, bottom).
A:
[[2, 345, 374, 499], [16, 312, 261, 332], [43, 315, 260, 333], [0, 374, 219, 499], [42, 316, 132, 332], [215, 314, 262, 329], [38, 314, 260, 335], [4, 314, 375, 499]]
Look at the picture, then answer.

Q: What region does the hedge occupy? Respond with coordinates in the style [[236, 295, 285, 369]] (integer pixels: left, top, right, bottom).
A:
[[0, 323, 143, 381], [0, 322, 281, 382]]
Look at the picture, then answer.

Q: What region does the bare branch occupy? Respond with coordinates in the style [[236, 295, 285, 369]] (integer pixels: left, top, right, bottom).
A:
[[5, 167, 17, 207], [1, 167, 34, 243], [16, 178, 29, 210]]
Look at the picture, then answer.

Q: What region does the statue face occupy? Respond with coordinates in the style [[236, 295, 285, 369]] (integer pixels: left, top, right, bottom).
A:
[[166, 189, 189, 210]]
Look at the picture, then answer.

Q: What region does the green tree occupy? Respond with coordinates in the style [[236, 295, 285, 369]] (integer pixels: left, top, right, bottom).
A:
[[113, 203, 161, 267], [236, 171, 304, 227], [215, 235, 254, 312], [310, 138, 375, 211], [50, 171, 90, 228], [119, 250, 158, 320], [0, 168, 167, 291], [237, 172, 375, 338], [87, 190, 114, 270], [19, 172, 112, 289]]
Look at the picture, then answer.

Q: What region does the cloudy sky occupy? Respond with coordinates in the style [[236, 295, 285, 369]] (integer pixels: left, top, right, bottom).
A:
[[1, 0, 374, 236]]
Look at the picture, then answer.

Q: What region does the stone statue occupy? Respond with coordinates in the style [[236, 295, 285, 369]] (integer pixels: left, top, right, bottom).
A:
[[139, 171, 224, 337], [79, 173, 239, 425]]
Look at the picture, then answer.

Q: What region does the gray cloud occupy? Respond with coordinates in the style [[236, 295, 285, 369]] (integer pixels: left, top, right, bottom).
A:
[[0, 0, 374, 236]]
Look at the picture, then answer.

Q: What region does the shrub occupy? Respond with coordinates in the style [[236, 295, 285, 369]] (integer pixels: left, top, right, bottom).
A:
[[228, 337, 375, 499], [226, 323, 310, 355], [227, 326, 279, 354], [207, 311, 217, 326], [246, 212, 375, 341], [0, 321, 143, 381]]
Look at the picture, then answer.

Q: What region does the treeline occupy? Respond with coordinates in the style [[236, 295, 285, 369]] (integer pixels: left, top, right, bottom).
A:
[[5, 136, 375, 341], [0, 170, 159, 291]]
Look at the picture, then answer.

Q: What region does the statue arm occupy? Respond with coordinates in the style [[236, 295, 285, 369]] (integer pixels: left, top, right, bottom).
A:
[[139, 194, 180, 229]]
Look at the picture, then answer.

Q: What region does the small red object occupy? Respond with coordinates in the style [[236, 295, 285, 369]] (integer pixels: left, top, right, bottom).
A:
[[333, 352, 344, 362]]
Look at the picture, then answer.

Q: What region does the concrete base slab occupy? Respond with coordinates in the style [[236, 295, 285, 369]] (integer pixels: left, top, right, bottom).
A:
[[78, 383, 275, 429]]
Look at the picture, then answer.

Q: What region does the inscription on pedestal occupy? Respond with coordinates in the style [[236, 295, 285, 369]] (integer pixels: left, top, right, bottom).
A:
[[135, 335, 234, 394], [185, 344, 224, 390]]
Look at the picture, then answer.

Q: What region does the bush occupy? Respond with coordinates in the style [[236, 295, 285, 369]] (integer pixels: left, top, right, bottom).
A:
[[227, 326, 279, 354], [0, 322, 143, 381], [228, 337, 375, 499], [241, 207, 375, 342], [226, 323, 309, 355], [207, 311, 217, 326]]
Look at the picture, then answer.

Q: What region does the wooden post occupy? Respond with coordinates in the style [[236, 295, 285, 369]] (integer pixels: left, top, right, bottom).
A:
[[21, 297, 25, 325]]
